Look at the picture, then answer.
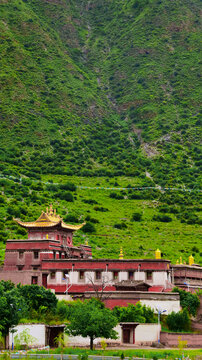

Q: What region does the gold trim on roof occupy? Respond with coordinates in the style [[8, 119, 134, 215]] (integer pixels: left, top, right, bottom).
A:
[[15, 206, 85, 231]]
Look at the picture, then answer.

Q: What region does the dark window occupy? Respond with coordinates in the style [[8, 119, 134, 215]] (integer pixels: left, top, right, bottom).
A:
[[18, 265, 24, 271], [50, 272, 55, 279], [113, 271, 119, 280], [31, 276, 38, 284], [146, 271, 152, 280], [34, 251, 39, 259], [79, 271, 85, 280], [128, 271, 134, 280], [63, 271, 69, 279], [19, 251, 24, 259], [96, 271, 101, 280], [33, 266, 39, 270], [19, 250, 24, 259]]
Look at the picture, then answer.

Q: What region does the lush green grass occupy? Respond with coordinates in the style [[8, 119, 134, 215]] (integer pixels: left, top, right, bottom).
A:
[[30, 347, 202, 360], [0, 174, 201, 265]]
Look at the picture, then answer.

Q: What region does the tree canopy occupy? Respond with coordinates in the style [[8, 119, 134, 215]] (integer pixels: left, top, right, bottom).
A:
[[172, 287, 200, 316], [0, 281, 27, 337], [112, 302, 156, 323], [65, 298, 118, 349], [0, 281, 58, 338]]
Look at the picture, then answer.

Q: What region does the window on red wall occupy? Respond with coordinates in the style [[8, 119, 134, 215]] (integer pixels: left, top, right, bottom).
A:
[[50, 272, 56, 279], [128, 271, 134, 280], [113, 271, 119, 280], [146, 271, 152, 280], [34, 251, 39, 259], [19, 251, 24, 259], [31, 276, 38, 284], [95, 271, 101, 280], [79, 271, 85, 280]]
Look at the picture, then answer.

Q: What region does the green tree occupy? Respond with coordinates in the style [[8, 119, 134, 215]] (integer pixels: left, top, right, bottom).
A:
[[65, 298, 118, 350], [172, 287, 200, 316], [0, 281, 27, 341], [17, 284, 58, 318], [166, 309, 190, 332], [112, 302, 155, 323]]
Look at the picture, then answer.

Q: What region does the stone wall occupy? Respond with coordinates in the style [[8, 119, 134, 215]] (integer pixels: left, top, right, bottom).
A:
[[160, 332, 202, 347]]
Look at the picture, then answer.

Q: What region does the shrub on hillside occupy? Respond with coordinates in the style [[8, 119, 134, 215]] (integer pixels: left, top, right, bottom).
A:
[[82, 222, 96, 233], [132, 212, 142, 221], [109, 192, 124, 200], [63, 215, 79, 223], [114, 222, 127, 229], [56, 191, 74, 202], [152, 214, 172, 222], [59, 182, 76, 192], [94, 206, 108, 212], [82, 199, 98, 205]]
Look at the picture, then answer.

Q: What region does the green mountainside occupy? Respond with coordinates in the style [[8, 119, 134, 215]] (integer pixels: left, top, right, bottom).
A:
[[0, 0, 201, 263]]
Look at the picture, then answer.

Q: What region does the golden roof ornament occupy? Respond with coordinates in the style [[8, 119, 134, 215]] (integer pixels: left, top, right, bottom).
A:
[[180, 256, 183, 265], [155, 248, 161, 259], [119, 247, 123, 260], [189, 255, 194, 266]]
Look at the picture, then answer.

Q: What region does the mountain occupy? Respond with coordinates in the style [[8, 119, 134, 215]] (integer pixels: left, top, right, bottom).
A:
[[0, 0, 201, 187], [0, 0, 201, 264]]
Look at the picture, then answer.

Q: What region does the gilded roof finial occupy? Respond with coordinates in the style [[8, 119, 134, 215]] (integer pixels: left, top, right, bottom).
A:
[[119, 247, 123, 260], [180, 256, 183, 265], [49, 204, 53, 215], [176, 259, 179, 265], [85, 239, 88, 246], [189, 254, 194, 266], [155, 248, 161, 259]]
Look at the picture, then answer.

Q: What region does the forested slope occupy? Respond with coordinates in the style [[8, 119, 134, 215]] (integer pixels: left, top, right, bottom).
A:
[[0, 0, 201, 187]]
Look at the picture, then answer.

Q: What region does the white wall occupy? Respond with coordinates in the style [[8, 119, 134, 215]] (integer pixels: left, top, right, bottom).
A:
[[65, 325, 122, 346], [152, 272, 167, 286], [140, 299, 181, 314], [135, 324, 159, 344], [119, 272, 128, 281], [56, 294, 73, 301], [9, 324, 46, 349]]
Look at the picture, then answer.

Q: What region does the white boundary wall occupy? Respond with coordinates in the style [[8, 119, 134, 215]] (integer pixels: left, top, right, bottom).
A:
[[9, 324, 46, 348], [66, 325, 122, 346], [140, 299, 180, 314], [135, 324, 159, 344]]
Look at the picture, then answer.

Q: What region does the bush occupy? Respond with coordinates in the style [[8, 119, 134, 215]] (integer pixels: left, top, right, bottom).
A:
[[166, 309, 190, 332], [82, 222, 96, 233], [109, 192, 124, 200], [63, 215, 78, 223], [114, 222, 127, 229], [172, 287, 200, 316], [56, 191, 74, 202], [152, 214, 172, 222], [82, 199, 98, 205], [94, 206, 108, 212], [59, 182, 76, 192], [132, 212, 142, 221]]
